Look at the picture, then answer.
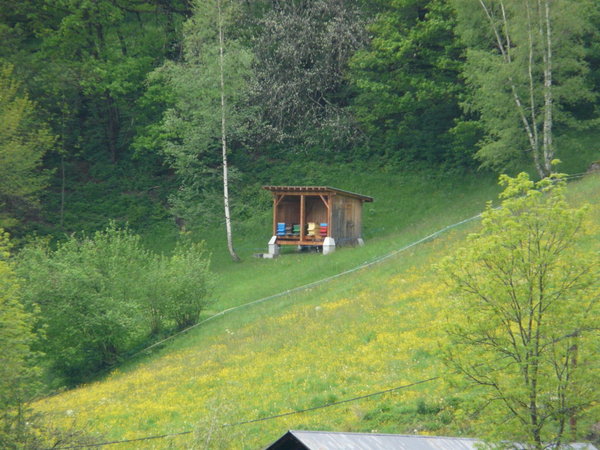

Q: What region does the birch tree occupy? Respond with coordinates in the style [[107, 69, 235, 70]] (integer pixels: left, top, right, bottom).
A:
[[216, 0, 239, 262], [453, 0, 595, 178], [159, 0, 253, 260]]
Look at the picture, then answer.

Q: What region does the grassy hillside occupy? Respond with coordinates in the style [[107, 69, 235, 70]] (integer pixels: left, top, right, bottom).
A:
[[34, 170, 600, 448], [189, 166, 502, 310]]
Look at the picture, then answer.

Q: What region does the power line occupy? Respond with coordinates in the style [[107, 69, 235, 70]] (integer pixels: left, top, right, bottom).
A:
[[48, 171, 595, 448], [127, 213, 484, 360], [39, 210, 484, 401], [55, 429, 194, 449], [53, 352, 536, 448], [53, 377, 439, 449], [83, 172, 595, 365]]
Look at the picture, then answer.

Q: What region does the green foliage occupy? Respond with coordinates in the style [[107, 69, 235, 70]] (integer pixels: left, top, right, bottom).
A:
[[145, 240, 214, 332], [17, 225, 150, 382], [452, 0, 597, 175], [0, 229, 40, 447], [17, 0, 189, 164], [349, 0, 465, 163], [440, 172, 599, 446], [0, 63, 54, 230], [0, 0, 189, 237], [16, 224, 215, 384], [157, 0, 255, 229]]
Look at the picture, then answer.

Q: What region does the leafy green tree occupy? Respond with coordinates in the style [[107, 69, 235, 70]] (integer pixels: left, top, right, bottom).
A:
[[158, 0, 253, 258], [0, 64, 54, 230], [349, 0, 465, 163], [0, 230, 40, 447], [5, 0, 191, 164], [440, 172, 599, 447], [452, 0, 596, 177], [0, 1, 191, 236]]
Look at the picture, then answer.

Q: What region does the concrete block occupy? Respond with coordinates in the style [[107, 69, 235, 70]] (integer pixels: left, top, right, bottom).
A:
[[322, 237, 336, 255], [268, 236, 280, 257]]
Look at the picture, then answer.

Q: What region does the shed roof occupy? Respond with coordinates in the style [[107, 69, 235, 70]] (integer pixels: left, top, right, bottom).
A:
[[263, 186, 373, 202], [264, 431, 598, 450], [265, 431, 481, 450]]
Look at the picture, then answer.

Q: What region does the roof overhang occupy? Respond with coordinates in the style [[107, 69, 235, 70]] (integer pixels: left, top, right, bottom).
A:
[[263, 186, 373, 202]]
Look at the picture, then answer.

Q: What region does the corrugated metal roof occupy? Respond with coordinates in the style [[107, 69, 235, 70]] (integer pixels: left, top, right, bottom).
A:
[[286, 431, 480, 450], [262, 186, 374, 202], [265, 431, 598, 450]]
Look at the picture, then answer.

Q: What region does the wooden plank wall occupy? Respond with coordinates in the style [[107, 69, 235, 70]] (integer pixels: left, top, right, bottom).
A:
[[276, 198, 300, 225], [305, 197, 328, 224], [332, 196, 362, 244], [276, 197, 328, 226]]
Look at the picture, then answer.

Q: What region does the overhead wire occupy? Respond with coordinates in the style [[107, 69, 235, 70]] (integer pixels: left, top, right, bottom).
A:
[[108, 171, 594, 363], [49, 171, 596, 449], [53, 377, 440, 449], [128, 212, 483, 359], [54, 354, 539, 449]]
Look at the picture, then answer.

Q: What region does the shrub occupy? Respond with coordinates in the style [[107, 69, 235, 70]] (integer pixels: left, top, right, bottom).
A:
[[16, 224, 215, 385], [145, 241, 214, 332], [17, 224, 150, 383]]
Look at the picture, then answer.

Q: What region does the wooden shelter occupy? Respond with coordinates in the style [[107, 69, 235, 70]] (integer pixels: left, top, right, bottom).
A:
[[263, 186, 373, 255]]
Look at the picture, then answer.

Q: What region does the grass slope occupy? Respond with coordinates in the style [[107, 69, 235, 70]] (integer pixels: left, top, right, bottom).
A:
[[197, 166, 501, 311], [35, 170, 600, 448]]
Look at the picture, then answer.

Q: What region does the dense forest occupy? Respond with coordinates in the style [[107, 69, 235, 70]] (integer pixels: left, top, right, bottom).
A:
[[1, 0, 600, 447], [1, 0, 599, 240]]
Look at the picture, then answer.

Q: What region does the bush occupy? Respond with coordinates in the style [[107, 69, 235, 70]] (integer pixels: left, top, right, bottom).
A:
[[17, 225, 149, 382], [16, 224, 214, 384], [145, 241, 214, 332], [148, 243, 214, 329]]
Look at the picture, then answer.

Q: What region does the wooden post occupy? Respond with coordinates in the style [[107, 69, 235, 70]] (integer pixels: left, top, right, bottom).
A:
[[300, 194, 305, 242], [272, 195, 277, 236], [327, 194, 333, 237], [272, 194, 284, 237]]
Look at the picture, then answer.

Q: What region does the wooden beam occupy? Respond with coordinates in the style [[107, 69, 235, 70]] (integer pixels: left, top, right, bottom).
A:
[[272, 195, 277, 235], [274, 194, 284, 208], [300, 194, 305, 242], [327, 194, 332, 237], [319, 194, 331, 237], [318, 194, 329, 209], [272, 194, 286, 235]]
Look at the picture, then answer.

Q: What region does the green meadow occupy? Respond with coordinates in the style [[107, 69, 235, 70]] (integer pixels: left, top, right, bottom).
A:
[[34, 170, 600, 448]]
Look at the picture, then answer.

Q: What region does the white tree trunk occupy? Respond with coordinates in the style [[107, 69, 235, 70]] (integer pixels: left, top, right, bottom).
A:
[[479, 0, 553, 178], [218, 0, 240, 262], [540, 0, 554, 175], [525, 0, 543, 177]]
